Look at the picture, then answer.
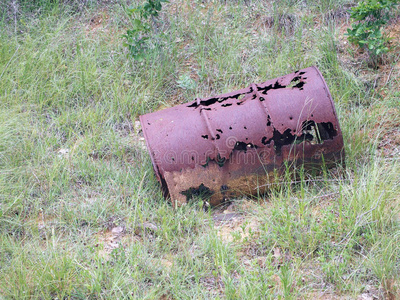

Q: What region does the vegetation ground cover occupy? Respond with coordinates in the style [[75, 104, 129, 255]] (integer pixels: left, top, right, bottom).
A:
[[0, 0, 399, 299]]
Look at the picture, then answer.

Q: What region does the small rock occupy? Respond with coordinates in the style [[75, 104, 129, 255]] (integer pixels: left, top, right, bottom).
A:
[[111, 226, 124, 235], [213, 213, 240, 222], [57, 148, 70, 157], [160, 259, 173, 268], [273, 247, 281, 259], [358, 293, 373, 300]]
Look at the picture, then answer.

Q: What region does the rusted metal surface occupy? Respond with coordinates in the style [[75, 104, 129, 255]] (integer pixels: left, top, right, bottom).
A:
[[140, 66, 344, 206]]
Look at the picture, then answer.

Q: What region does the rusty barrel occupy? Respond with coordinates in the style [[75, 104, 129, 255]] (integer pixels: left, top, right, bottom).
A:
[[140, 66, 344, 206]]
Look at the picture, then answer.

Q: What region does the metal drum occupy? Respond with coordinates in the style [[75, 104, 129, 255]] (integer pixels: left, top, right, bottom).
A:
[[140, 66, 344, 206]]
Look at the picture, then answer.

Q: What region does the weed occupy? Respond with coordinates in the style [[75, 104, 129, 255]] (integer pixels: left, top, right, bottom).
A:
[[177, 73, 197, 90], [346, 0, 400, 67], [123, 0, 169, 60]]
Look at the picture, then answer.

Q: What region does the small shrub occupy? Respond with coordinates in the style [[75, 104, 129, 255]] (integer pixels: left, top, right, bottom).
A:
[[123, 0, 168, 60], [346, 0, 399, 66]]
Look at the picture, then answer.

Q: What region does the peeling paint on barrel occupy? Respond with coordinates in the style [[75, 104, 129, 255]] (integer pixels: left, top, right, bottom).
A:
[[139, 66, 344, 206]]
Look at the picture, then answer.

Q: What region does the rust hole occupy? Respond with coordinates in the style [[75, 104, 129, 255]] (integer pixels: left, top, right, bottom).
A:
[[234, 141, 258, 151], [317, 122, 337, 140], [293, 81, 305, 90], [220, 185, 229, 192], [188, 93, 246, 108], [289, 74, 307, 90], [188, 71, 309, 109], [257, 75, 307, 94], [202, 135, 208, 139], [272, 128, 296, 155], [260, 120, 337, 155], [181, 183, 214, 202], [262, 136, 268, 144], [188, 98, 218, 107], [216, 129, 223, 133], [288, 76, 301, 88], [274, 80, 285, 89]]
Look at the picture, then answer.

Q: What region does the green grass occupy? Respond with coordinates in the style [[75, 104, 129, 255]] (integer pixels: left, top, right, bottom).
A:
[[0, 0, 399, 299]]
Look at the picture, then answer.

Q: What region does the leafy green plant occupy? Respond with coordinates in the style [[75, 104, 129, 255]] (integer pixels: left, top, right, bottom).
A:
[[123, 0, 168, 60], [346, 0, 399, 65], [177, 73, 197, 90]]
